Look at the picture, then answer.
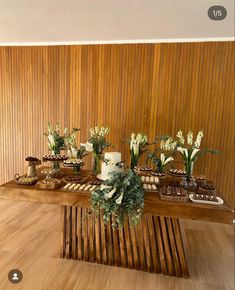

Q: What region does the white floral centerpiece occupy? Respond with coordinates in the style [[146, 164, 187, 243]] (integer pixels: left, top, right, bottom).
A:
[[128, 133, 148, 170], [64, 127, 88, 160], [81, 126, 111, 175], [175, 129, 218, 183], [148, 136, 176, 173], [44, 122, 66, 155], [43, 122, 67, 171]]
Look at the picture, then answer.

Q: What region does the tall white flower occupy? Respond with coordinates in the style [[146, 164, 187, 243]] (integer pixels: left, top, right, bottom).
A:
[[176, 131, 185, 144], [165, 137, 174, 151], [90, 128, 95, 136], [132, 143, 139, 156], [94, 126, 99, 134], [194, 130, 204, 148], [71, 147, 78, 158], [47, 123, 52, 134], [136, 133, 142, 144], [190, 148, 200, 160], [177, 146, 189, 158], [141, 134, 147, 144], [164, 156, 174, 165], [160, 153, 174, 166], [187, 131, 193, 145], [80, 142, 93, 152], [131, 133, 136, 141], [48, 134, 55, 148], [55, 122, 60, 134], [160, 140, 165, 150], [160, 153, 166, 165], [100, 184, 113, 190], [104, 187, 117, 199], [115, 191, 124, 204], [171, 141, 177, 150], [183, 148, 188, 158], [105, 127, 110, 135], [99, 127, 105, 136]]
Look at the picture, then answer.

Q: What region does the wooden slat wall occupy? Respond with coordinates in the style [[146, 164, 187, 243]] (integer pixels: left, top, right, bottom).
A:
[[0, 42, 234, 206]]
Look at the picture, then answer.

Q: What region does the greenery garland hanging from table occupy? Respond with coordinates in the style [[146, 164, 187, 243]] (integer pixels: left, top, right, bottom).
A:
[[91, 170, 144, 228]]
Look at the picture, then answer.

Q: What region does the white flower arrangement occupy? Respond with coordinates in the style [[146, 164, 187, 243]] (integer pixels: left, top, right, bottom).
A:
[[176, 129, 204, 162], [44, 122, 66, 154], [82, 126, 111, 174], [128, 133, 148, 169], [148, 136, 176, 173], [175, 129, 218, 180], [80, 142, 93, 152]]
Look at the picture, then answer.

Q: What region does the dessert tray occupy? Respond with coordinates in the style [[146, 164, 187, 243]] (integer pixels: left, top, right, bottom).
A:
[[62, 174, 90, 184], [36, 178, 62, 190], [198, 184, 216, 195], [193, 175, 206, 185], [62, 182, 99, 193], [159, 182, 188, 202], [151, 171, 166, 178], [14, 174, 38, 185], [189, 194, 223, 205], [168, 169, 186, 177], [62, 159, 84, 167], [134, 165, 152, 176], [140, 175, 159, 191], [25, 156, 41, 163], [42, 154, 68, 162]]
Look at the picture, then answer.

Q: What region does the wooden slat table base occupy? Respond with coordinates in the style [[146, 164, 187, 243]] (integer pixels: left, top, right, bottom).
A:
[[60, 205, 189, 278]]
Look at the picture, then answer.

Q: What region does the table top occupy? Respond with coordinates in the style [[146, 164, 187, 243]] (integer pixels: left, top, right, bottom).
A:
[[0, 168, 233, 224]]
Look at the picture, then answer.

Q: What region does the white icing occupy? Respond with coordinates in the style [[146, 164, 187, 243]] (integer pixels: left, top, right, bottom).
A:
[[100, 152, 122, 180]]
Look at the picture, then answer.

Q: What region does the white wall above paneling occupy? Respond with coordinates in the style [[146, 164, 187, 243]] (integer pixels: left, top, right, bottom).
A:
[[0, 0, 234, 45]]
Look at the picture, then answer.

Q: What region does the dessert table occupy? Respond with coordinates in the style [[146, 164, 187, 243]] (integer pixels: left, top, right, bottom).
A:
[[0, 169, 233, 278]]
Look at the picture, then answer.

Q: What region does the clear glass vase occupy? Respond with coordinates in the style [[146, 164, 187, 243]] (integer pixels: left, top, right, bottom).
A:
[[51, 149, 60, 171], [181, 161, 196, 189], [93, 153, 101, 175], [130, 151, 138, 170]]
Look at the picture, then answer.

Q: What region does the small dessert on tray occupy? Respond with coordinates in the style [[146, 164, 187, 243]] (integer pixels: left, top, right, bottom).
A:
[[159, 182, 188, 202], [189, 193, 223, 205], [140, 175, 159, 185], [14, 174, 38, 185], [198, 183, 216, 196], [36, 178, 62, 189]]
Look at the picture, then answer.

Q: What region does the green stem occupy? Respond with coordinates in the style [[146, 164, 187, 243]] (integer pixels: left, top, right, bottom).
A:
[[93, 153, 101, 175]]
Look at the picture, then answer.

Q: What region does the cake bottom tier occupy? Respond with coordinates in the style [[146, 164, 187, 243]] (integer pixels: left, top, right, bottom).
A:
[[60, 205, 189, 278]]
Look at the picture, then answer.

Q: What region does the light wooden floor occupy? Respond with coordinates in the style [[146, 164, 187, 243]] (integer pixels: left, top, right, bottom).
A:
[[0, 200, 234, 290]]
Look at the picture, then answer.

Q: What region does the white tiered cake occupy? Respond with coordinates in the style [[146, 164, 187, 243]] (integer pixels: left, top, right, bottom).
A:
[[99, 152, 122, 180]]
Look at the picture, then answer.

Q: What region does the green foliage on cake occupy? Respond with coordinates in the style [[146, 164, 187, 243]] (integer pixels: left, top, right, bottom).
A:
[[91, 170, 144, 228]]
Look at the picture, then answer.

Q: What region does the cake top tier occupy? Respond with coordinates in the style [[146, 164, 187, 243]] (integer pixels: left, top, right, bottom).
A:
[[104, 152, 121, 163]]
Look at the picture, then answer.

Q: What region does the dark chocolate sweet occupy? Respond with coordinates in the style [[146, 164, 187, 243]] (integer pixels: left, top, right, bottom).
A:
[[43, 154, 68, 162], [26, 156, 39, 162]]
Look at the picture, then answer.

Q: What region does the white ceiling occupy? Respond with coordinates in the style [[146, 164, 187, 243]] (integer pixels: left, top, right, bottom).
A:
[[0, 0, 234, 45]]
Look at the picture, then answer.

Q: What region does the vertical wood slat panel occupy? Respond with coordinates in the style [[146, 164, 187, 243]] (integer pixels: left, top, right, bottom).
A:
[[0, 42, 234, 206], [62, 206, 189, 277], [77, 207, 82, 260]]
